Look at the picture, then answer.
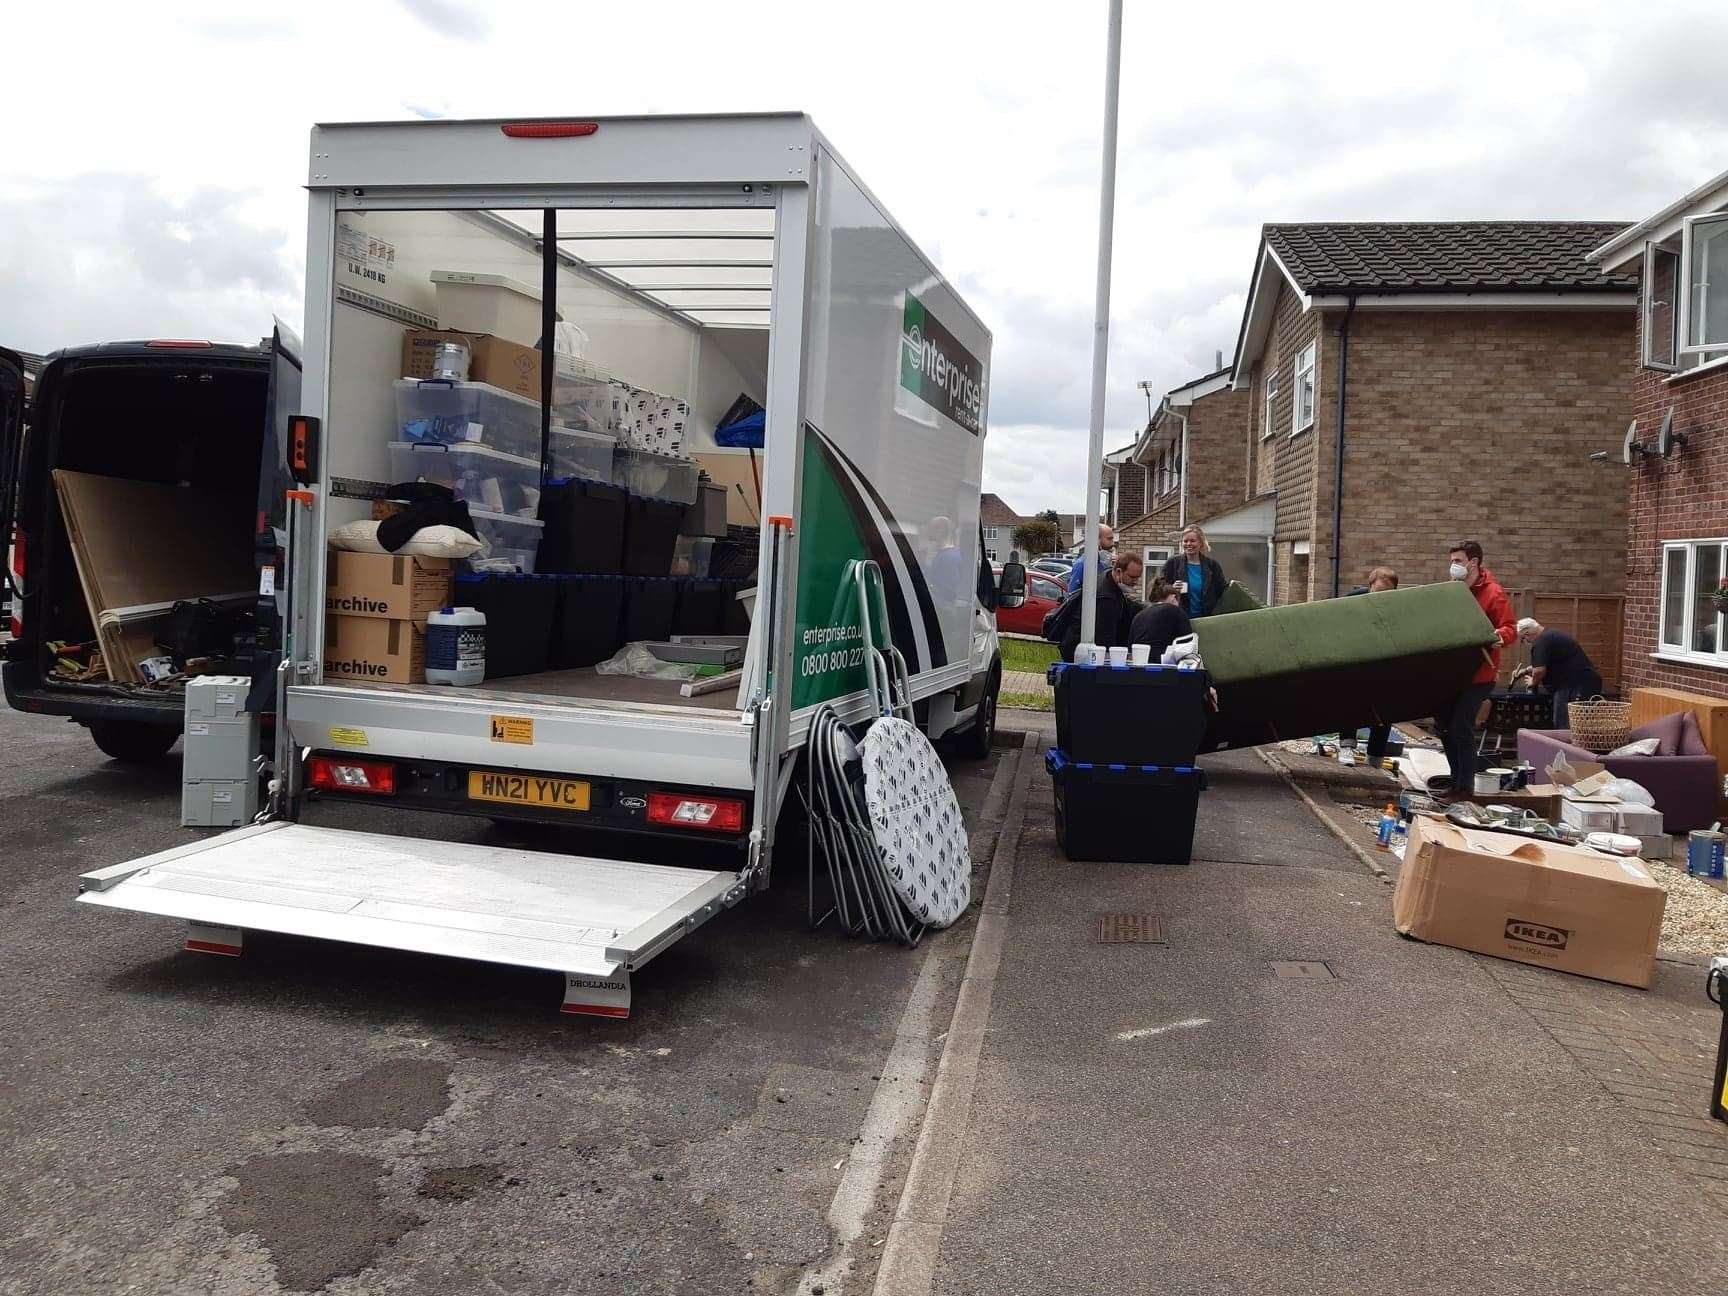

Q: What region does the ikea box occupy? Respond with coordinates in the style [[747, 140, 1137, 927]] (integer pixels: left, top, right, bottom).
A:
[[1393, 817, 1666, 988], [401, 328, 542, 399], [324, 615, 426, 685], [325, 550, 452, 622]]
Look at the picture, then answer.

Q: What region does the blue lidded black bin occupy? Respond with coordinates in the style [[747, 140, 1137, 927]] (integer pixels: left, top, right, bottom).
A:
[[454, 573, 556, 678], [1045, 748, 1207, 864], [550, 574, 625, 669], [1047, 661, 1209, 766]]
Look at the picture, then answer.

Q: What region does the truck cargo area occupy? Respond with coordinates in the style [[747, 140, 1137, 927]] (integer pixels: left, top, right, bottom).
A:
[[318, 199, 774, 717]]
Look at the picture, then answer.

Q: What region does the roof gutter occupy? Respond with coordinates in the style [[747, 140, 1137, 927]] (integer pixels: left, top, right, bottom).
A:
[[1329, 295, 1356, 599]]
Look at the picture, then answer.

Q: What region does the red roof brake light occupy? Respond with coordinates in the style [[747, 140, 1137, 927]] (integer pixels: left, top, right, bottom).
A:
[[500, 122, 599, 139], [146, 340, 215, 349]]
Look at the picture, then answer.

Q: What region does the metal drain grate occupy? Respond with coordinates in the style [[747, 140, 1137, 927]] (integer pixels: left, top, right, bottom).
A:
[[1270, 960, 1336, 979], [1097, 914, 1163, 944]]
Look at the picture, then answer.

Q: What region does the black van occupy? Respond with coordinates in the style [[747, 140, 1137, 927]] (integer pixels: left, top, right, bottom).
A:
[[0, 331, 301, 762]]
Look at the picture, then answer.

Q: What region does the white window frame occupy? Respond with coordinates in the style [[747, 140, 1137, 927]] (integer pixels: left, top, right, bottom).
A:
[[1656, 538, 1728, 667], [1291, 341, 1316, 436], [983, 526, 999, 541], [1144, 545, 1172, 578], [1642, 241, 1681, 373], [1262, 373, 1279, 440], [1680, 212, 1728, 358]]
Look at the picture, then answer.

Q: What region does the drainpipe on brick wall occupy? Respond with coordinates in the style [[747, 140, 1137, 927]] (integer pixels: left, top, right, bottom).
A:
[[1328, 294, 1357, 598], [1177, 408, 1191, 529]]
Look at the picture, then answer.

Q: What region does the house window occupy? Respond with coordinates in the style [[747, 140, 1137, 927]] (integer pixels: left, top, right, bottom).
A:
[[983, 526, 999, 541], [1643, 242, 1681, 371], [1291, 342, 1316, 435], [1682, 213, 1728, 357], [1171, 437, 1182, 495], [1658, 540, 1728, 662], [1262, 374, 1279, 440]]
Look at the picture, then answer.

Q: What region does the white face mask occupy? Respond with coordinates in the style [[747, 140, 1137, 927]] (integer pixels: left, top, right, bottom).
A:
[[1448, 562, 1469, 582]]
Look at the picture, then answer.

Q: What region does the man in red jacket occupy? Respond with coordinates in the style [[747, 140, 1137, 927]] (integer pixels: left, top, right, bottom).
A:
[[1439, 539, 1517, 792]]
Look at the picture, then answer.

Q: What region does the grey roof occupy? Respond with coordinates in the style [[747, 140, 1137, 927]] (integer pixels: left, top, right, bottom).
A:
[[1264, 222, 1637, 294]]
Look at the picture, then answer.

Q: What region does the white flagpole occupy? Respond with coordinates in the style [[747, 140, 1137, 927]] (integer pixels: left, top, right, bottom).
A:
[[1078, 0, 1124, 648]]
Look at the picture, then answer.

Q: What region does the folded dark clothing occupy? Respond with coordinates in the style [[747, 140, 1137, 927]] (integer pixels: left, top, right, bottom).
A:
[[376, 482, 480, 552]]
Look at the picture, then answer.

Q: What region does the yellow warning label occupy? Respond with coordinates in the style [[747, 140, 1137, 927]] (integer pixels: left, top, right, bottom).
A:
[[328, 726, 368, 748], [490, 715, 534, 745]]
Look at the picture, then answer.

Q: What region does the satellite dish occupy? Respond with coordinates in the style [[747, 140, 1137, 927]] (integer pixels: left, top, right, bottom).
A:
[[1622, 420, 1639, 464], [1659, 406, 1687, 457]]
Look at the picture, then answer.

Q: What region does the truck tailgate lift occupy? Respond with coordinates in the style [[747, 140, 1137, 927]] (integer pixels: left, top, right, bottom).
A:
[[77, 822, 737, 1017]]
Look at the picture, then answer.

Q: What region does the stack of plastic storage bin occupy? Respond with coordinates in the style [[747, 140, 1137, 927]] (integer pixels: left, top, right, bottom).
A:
[[1044, 662, 1210, 863], [181, 675, 261, 827]]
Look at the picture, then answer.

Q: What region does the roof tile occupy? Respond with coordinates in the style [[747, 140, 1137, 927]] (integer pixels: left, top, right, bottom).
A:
[[1264, 222, 1636, 294]]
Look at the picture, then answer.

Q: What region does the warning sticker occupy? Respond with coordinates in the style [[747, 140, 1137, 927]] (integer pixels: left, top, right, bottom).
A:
[[329, 726, 368, 748], [491, 716, 534, 745]]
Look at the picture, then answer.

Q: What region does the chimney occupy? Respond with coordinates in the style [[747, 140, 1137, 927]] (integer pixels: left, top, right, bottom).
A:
[[1214, 348, 1224, 371]]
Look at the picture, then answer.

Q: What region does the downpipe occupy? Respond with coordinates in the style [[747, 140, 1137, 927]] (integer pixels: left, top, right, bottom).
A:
[[1328, 295, 1356, 599]]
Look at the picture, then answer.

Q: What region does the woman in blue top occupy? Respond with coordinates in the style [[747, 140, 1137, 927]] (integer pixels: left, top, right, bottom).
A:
[[1158, 526, 1227, 617]]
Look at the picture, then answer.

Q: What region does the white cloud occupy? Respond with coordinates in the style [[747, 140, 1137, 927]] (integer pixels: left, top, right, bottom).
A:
[[0, 0, 1721, 516]]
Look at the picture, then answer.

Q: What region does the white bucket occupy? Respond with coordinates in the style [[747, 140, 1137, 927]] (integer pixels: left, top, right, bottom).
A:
[[426, 606, 487, 686]]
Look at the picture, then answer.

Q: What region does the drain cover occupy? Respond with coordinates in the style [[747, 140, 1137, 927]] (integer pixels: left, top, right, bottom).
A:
[[1270, 960, 1335, 979], [1097, 914, 1163, 944]]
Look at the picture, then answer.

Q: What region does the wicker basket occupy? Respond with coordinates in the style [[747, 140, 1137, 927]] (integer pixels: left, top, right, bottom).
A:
[[1567, 697, 1631, 753]]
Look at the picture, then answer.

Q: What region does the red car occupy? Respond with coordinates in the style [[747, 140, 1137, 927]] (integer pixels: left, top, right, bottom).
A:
[[996, 571, 1067, 637]]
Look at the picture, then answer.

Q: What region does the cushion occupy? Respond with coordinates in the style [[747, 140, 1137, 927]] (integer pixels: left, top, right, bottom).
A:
[[329, 519, 483, 559], [1607, 737, 1661, 758], [1628, 712, 1686, 756], [1678, 710, 1711, 756]]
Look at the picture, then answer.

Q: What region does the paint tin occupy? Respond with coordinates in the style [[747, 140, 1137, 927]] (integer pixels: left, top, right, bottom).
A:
[[1687, 830, 1726, 880]]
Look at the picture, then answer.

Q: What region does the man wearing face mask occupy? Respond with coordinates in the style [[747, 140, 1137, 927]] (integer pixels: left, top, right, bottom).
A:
[[1438, 539, 1517, 794]]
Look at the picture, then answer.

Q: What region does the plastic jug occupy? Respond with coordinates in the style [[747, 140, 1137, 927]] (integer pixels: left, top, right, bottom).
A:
[[426, 606, 487, 686]]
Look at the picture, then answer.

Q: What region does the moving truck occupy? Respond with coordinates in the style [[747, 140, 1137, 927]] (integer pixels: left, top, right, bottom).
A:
[[51, 114, 1006, 1017]]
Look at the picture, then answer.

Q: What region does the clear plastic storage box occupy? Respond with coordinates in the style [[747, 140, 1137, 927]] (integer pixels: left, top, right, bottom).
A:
[[551, 426, 615, 485], [467, 507, 544, 574], [615, 448, 699, 505], [388, 442, 543, 517], [394, 378, 543, 460]]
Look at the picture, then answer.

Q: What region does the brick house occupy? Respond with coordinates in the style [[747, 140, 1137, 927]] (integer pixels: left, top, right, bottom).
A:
[[1111, 366, 1260, 595], [1585, 171, 1728, 704], [1229, 223, 1636, 660], [978, 492, 1022, 565]]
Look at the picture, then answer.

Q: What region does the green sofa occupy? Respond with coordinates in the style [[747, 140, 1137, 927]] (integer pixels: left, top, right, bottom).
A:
[[1191, 582, 1497, 751]]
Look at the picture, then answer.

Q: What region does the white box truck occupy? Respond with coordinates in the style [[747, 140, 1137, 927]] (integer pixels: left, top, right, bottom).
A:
[[71, 114, 1007, 1017]]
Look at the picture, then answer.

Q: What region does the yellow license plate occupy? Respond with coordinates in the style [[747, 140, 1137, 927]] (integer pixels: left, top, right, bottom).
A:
[[467, 771, 591, 812]]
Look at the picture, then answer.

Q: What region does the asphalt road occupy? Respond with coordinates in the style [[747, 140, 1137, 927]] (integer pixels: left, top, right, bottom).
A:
[[0, 699, 1004, 1296]]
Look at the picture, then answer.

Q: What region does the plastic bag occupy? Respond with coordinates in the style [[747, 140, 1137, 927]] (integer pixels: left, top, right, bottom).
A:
[[594, 642, 700, 682], [1604, 777, 1656, 807]]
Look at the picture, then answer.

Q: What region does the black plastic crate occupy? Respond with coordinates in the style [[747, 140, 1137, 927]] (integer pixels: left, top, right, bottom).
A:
[[1045, 748, 1207, 864], [674, 579, 725, 637], [538, 478, 626, 575], [550, 574, 625, 669], [622, 577, 680, 645], [623, 496, 686, 576], [1049, 662, 1209, 766], [453, 573, 556, 679]]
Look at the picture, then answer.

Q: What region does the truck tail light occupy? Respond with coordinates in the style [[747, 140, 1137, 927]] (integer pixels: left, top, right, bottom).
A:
[[7, 528, 21, 639], [307, 755, 397, 795], [646, 792, 745, 834], [500, 122, 598, 139]]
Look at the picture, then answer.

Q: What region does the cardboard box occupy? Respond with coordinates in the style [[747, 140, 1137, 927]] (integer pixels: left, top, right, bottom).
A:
[[324, 615, 426, 684], [1614, 803, 1664, 836], [325, 550, 452, 622], [1560, 799, 1622, 833], [401, 328, 542, 399], [1394, 817, 1665, 988], [1464, 784, 1562, 822]]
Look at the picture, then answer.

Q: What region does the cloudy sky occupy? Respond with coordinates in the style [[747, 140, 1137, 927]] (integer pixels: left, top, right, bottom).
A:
[[2, 0, 1725, 512]]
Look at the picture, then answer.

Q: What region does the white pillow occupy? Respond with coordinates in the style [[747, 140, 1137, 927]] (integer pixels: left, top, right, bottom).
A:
[[328, 519, 484, 559], [1605, 737, 1660, 758]]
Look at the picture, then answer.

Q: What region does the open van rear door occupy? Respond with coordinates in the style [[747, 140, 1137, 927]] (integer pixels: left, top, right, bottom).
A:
[[78, 822, 740, 1016], [0, 346, 24, 624], [248, 323, 304, 713]]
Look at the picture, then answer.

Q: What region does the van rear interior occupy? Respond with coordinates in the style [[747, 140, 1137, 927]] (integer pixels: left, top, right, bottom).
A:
[[320, 204, 772, 715], [36, 356, 265, 702]]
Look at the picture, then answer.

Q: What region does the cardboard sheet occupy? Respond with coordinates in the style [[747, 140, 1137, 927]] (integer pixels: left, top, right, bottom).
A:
[[52, 470, 255, 683]]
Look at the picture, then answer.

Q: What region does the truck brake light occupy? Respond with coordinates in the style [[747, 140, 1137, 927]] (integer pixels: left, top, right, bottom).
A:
[[145, 339, 216, 349], [500, 122, 598, 139], [307, 755, 397, 795], [646, 792, 744, 834]]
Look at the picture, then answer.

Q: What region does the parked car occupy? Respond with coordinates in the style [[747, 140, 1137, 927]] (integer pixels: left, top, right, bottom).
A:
[[1028, 556, 1072, 581], [996, 571, 1066, 637]]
